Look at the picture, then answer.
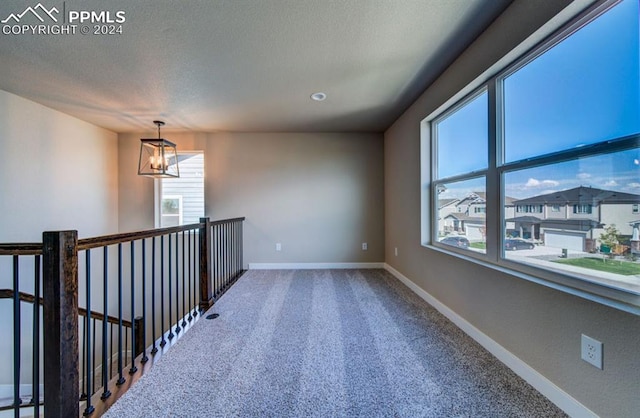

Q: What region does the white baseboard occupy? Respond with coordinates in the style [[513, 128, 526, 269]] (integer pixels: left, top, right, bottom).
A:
[[248, 262, 385, 270], [383, 263, 597, 418]]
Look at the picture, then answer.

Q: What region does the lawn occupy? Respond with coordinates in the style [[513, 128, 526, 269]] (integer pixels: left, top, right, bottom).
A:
[[470, 242, 486, 249], [554, 257, 640, 275]]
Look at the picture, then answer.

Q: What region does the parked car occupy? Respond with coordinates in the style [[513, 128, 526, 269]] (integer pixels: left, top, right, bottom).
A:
[[440, 236, 470, 248], [504, 239, 535, 250]]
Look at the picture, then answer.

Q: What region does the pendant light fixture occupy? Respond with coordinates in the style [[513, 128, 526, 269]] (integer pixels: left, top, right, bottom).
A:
[[138, 120, 180, 178]]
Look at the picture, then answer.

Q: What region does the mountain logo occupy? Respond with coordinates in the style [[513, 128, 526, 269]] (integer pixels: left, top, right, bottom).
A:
[[1, 3, 59, 24]]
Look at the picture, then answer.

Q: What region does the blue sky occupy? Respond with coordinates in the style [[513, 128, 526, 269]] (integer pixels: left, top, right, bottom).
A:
[[438, 0, 639, 201]]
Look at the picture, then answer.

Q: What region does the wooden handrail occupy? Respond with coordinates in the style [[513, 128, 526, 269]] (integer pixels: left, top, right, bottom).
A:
[[78, 223, 203, 250], [0, 243, 42, 256], [0, 289, 133, 328], [0, 217, 246, 253]]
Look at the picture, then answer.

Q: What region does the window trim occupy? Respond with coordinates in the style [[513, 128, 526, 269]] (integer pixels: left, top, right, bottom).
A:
[[421, 0, 640, 315]]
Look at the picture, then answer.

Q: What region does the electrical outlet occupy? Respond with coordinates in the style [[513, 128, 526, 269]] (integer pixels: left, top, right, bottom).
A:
[[394, 247, 398, 256], [275, 243, 281, 251], [581, 334, 603, 369], [362, 242, 368, 251]]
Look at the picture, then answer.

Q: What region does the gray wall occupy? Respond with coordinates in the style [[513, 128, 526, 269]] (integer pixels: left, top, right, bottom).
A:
[[0, 89, 119, 389], [384, 1, 640, 417], [119, 131, 384, 265]]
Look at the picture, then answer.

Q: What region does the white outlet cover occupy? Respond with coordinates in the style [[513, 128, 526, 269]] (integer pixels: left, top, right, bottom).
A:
[[581, 334, 603, 370], [276, 243, 282, 251], [362, 242, 368, 250]]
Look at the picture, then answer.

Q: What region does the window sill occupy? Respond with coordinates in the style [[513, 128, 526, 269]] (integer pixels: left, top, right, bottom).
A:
[[424, 243, 640, 316]]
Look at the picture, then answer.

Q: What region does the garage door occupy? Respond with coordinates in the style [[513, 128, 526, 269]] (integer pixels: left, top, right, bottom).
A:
[[544, 231, 585, 251]]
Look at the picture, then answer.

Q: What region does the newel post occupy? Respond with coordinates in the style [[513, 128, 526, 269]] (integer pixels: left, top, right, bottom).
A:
[[43, 231, 79, 418], [199, 217, 213, 312]]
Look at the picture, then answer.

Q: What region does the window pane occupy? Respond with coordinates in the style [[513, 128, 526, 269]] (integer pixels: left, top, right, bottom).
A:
[[503, 148, 640, 293], [435, 177, 486, 253], [503, 0, 640, 163], [436, 91, 488, 179]]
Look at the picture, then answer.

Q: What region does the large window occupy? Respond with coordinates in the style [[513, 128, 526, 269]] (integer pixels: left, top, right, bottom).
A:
[[425, 0, 640, 310]]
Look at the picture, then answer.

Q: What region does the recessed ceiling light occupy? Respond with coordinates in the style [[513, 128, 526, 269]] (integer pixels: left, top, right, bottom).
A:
[[310, 92, 327, 101]]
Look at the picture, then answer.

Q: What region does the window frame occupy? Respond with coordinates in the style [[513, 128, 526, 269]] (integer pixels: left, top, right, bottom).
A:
[[422, 0, 640, 314], [430, 88, 490, 259], [154, 150, 205, 228]]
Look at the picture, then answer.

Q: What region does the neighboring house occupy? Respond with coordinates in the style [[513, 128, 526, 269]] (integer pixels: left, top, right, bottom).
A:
[[437, 198, 460, 235], [443, 192, 486, 242], [440, 192, 516, 242], [507, 186, 640, 251]]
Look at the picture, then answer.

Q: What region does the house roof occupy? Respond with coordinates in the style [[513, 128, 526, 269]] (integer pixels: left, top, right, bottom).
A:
[[438, 198, 459, 208], [505, 216, 603, 231], [458, 192, 485, 206], [444, 213, 484, 224], [513, 186, 640, 205]]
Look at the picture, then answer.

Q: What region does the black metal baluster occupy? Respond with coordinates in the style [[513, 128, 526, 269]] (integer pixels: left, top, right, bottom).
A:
[[225, 223, 233, 289], [160, 235, 167, 347], [80, 317, 86, 401], [129, 241, 138, 374], [109, 324, 114, 380], [108, 324, 113, 380], [224, 223, 229, 288], [168, 234, 174, 341], [13, 255, 21, 417], [221, 224, 226, 289], [92, 317, 97, 395], [101, 246, 111, 400], [32, 255, 41, 415], [188, 230, 193, 322], [175, 232, 180, 335], [182, 231, 187, 328], [231, 221, 235, 277], [240, 221, 244, 270], [175, 232, 181, 335], [193, 230, 198, 318], [235, 220, 240, 275], [84, 249, 95, 415], [216, 224, 221, 296], [116, 243, 125, 385], [141, 239, 149, 363], [151, 237, 158, 354]]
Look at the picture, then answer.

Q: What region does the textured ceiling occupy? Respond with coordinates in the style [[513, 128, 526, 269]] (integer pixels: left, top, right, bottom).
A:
[[0, 0, 513, 133]]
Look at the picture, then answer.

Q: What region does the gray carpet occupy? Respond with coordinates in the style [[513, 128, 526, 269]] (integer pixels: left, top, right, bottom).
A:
[[103, 269, 566, 417]]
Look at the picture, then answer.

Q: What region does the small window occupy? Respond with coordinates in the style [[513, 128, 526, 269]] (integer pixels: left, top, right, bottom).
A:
[[160, 196, 182, 226], [516, 205, 543, 213], [573, 204, 592, 214], [474, 207, 486, 214], [633, 204, 639, 214], [551, 205, 561, 212], [157, 152, 205, 227]]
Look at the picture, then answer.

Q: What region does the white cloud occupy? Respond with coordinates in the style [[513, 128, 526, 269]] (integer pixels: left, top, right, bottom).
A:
[[525, 178, 560, 188], [577, 172, 591, 180], [603, 180, 618, 187], [628, 182, 640, 189]]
